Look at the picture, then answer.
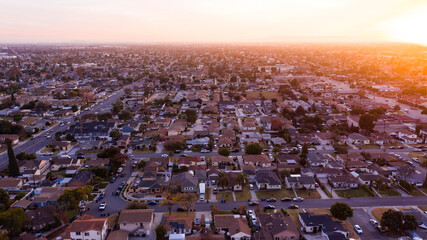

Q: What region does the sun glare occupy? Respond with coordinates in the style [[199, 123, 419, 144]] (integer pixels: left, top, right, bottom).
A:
[[380, 4, 427, 45]]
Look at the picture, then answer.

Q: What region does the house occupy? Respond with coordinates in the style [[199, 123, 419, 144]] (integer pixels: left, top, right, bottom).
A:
[[358, 173, 390, 186], [63, 215, 108, 240], [370, 132, 396, 145], [177, 156, 202, 168], [169, 172, 198, 193], [328, 174, 359, 189], [0, 178, 23, 192], [222, 172, 242, 191], [270, 137, 287, 146], [162, 216, 193, 237], [84, 158, 109, 168], [243, 155, 272, 168], [347, 115, 359, 128], [68, 121, 115, 138], [48, 141, 71, 151], [18, 160, 50, 175], [299, 212, 349, 239], [258, 212, 300, 240], [130, 176, 165, 194], [218, 136, 233, 148], [117, 135, 130, 148], [347, 133, 370, 145], [336, 153, 365, 163], [214, 214, 251, 240], [106, 230, 129, 240], [25, 206, 57, 231], [315, 132, 335, 145], [307, 154, 328, 167], [118, 209, 154, 237], [0, 134, 19, 145], [255, 170, 282, 190], [51, 157, 80, 171], [67, 171, 95, 187], [285, 176, 316, 189], [210, 156, 234, 167]]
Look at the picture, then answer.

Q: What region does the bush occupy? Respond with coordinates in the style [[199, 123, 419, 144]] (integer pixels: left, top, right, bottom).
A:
[[399, 179, 412, 192], [281, 209, 288, 216]]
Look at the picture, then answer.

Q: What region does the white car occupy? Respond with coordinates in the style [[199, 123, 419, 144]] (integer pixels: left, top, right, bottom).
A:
[[98, 202, 107, 211], [161, 154, 169, 158], [369, 219, 378, 226], [354, 225, 363, 234], [248, 210, 254, 216], [201, 149, 210, 153]]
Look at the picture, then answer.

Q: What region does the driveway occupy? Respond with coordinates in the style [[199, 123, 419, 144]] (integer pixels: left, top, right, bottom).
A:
[[348, 208, 389, 240]]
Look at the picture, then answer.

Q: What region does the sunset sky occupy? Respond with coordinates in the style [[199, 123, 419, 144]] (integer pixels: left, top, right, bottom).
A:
[[0, 0, 426, 45]]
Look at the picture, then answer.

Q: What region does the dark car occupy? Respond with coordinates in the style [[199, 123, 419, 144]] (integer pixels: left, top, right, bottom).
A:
[[264, 205, 275, 210], [232, 149, 239, 152], [281, 197, 292, 202], [248, 200, 260, 206], [147, 201, 157, 206], [114, 190, 120, 196], [177, 207, 185, 212], [288, 204, 299, 209], [266, 198, 277, 202]]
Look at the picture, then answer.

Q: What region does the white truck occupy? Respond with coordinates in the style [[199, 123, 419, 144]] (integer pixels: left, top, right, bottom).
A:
[[199, 183, 206, 201]]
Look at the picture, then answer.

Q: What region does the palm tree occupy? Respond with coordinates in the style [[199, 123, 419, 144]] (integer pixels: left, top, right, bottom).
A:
[[217, 172, 229, 191], [236, 172, 249, 188]]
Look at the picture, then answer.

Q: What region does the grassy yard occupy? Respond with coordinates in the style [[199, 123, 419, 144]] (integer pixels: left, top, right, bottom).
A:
[[40, 148, 59, 154], [234, 187, 252, 201], [216, 192, 234, 201], [371, 208, 393, 220], [378, 187, 401, 197], [335, 187, 373, 198], [408, 188, 426, 196], [93, 182, 109, 189], [295, 189, 321, 199], [164, 211, 196, 219], [361, 144, 380, 149], [256, 188, 295, 200]]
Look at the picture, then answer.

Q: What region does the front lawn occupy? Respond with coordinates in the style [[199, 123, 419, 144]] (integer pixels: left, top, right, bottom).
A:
[[205, 188, 211, 200], [256, 188, 295, 200], [234, 187, 251, 201], [216, 192, 234, 201], [378, 187, 400, 197], [371, 208, 393, 220], [335, 187, 374, 198], [361, 144, 380, 149], [295, 189, 321, 199]]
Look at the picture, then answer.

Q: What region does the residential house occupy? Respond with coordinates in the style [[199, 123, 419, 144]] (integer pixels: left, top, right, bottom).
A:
[[51, 157, 80, 171], [25, 206, 57, 231], [347, 133, 370, 145], [169, 172, 198, 193], [118, 209, 154, 237], [285, 176, 316, 189], [117, 135, 130, 148], [0, 134, 19, 145], [307, 154, 328, 167], [256, 170, 282, 190], [162, 216, 193, 237], [67, 171, 95, 187], [243, 155, 272, 168], [299, 212, 349, 239], [214, 214, 251, 240], [328, 174, 359, 189], [0, 178, 23, 192], [258, 212, 300, 240], [63, 215, 108, 240], [48, 141, 71, 151]]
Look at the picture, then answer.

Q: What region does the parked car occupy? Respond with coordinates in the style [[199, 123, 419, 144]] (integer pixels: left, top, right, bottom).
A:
[[293, 197, 304, 202], [114, 190, 121, 196], [281, 197, 292, 202], [264, 205, 275, 210], [266, 198, 277, 202], [248, 200, 259, 206], [147, 201, 157, 206], [288, 204, 299, 209], [369, 219, 378, 226], [177, 207, 185, 212], [248, 210, 254, 216], [249, 184, 254, 190], [98, 202, 107, 211], [354, 225, 363, 234], [161, 154, 169, 157]]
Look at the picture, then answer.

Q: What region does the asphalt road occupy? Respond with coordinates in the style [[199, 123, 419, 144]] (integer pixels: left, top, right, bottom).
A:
[[0, 84, 132, 169], [348, 208, 389, 240]]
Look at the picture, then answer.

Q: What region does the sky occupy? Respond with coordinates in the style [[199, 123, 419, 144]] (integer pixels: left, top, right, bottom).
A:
[[0, 0, 426, 45]]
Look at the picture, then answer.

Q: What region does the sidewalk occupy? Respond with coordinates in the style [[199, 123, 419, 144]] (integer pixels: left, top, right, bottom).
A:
[[250, 190, 258, 200]]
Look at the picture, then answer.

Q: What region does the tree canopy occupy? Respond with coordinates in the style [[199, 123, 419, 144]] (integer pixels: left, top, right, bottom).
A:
[[245, 143, 263, 155], [330, 202, 353, 221]]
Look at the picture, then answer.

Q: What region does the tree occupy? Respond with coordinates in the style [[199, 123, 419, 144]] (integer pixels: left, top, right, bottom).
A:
[[118, 109, 133, 121], [393, 105, 401, 111], [15, 152, 36, 160], [403, 214, 418, 231], [245, 143, 263, 155], [218, 147, 230, 157], [380, 209, 404, 233], [185, 109, 197, 124], [178, 193, 198, 216], [0, 189, 10, 211], [156, 225, 167, 240], [71, 105, 79, 112], [6, 139, 19, 177], [330, 202, 353, 221], [0, 208, 28, 238], [236, 173, 249, 188], [160, 192, 180, 215], [58, 186, 93, 212], [359, 114, 376, 132], [109, 129, 122, 140], [271, 118, 283, 131], [397, 165, 415, 181], [217, 172, 230, 191]]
